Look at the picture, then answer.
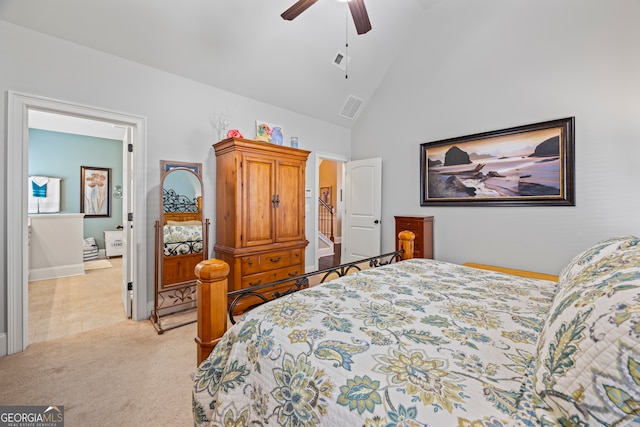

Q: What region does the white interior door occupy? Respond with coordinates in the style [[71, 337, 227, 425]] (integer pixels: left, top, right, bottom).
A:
[[122, 127, 133, 318], [343, 158, 382, 263]]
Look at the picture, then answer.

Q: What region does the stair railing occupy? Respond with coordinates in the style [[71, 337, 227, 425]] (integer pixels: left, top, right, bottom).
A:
[[318, 198, 335, 242]]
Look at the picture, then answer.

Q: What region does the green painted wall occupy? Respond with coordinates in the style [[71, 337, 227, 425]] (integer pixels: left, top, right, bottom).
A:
[[28, 129, 123, 249]]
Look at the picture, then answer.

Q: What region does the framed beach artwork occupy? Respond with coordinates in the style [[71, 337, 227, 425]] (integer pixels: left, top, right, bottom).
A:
[[420, 117, 575, 206], [81, 166, 111, 217]]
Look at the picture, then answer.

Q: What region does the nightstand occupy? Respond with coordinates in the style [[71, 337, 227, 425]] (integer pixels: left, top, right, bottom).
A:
[[394, 216, 434, 259]]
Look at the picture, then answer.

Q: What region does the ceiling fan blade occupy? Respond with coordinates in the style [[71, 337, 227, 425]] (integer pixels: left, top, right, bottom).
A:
[[281, 0, 319, 21], [348, 0, 372, 34]]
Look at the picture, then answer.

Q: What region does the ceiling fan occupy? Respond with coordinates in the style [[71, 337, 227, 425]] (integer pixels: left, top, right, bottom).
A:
[[281, 0, 372, 35]]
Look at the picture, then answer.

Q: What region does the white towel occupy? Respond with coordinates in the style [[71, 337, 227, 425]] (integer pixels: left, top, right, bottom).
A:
[[38, 177, 61, 213], [28, 177, 40, 213], [31, 176, 49, 187]]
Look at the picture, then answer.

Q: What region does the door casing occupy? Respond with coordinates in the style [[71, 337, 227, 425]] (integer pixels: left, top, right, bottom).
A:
[[314, 153, 349, 271], [5, 91, 147, 355]]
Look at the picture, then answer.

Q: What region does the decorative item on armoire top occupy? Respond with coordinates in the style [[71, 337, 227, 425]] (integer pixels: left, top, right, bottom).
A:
[[255, 120, 283, 143], [271, 127, 283, 145], [255, 121, 271, 142], [211, 108, 232, 141], [290, 136, 298, 148], [226, 129, 243, 139]]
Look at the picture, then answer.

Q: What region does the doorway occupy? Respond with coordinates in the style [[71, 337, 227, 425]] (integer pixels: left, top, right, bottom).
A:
[[6, 91, 148, 355], [27, 110, 127, 343], [315, 153, 347, 271], [314, 154, 383, 269]]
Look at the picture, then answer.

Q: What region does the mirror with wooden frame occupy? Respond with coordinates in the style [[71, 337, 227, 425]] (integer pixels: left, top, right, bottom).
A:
[[150, 160, 209, 334]]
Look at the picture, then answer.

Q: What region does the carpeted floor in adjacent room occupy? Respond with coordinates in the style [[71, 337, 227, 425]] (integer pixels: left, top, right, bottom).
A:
[[0, 320, 196, 426]]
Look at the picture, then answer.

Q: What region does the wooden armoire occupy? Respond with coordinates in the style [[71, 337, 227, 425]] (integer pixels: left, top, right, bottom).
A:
[[213, 137, 310, 313]]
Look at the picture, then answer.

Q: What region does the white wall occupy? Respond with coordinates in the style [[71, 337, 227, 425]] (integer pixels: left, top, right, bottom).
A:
[[0, 21, 350, 336], [352, 0, 640, 274], [28, 214, 85, 281]]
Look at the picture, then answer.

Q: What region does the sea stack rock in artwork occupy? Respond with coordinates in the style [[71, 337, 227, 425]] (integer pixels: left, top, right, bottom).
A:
[[530, 136, 560, 157], [444, 146, 472, 166]]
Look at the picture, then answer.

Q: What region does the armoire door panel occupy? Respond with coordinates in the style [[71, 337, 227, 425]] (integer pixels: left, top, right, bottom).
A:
[[242, 156, 275, 246], [275, 161, 305, 242]]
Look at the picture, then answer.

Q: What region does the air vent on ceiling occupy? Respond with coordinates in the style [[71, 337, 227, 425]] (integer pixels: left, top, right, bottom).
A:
[[339, 95, 364, 120], [332, 51, 351, 71]]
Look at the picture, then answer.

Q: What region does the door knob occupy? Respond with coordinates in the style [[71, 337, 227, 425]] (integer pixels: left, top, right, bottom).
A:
[[374, 220, 380, 224]]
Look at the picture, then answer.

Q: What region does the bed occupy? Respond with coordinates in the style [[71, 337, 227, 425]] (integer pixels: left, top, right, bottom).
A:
[[192, 234, 640, 426]]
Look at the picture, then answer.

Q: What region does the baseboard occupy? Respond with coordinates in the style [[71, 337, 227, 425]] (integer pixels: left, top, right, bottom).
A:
[[29, 263, 85, 282], [0, 333, 7, 357]]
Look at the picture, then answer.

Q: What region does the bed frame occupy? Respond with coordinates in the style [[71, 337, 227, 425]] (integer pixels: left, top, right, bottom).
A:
[[463, 262, 559, 282], [194, 230, 416, 365]]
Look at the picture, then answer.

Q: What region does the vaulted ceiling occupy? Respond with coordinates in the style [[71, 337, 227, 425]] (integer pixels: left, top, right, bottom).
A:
[[1, 0, 439, 128]]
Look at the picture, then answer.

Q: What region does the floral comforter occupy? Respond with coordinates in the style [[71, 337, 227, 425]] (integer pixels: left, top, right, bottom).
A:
[[192, 258, 557, 426], [163, 224, 202, 256]]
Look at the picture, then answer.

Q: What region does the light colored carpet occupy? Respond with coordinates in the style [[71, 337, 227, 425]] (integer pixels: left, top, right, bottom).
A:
[[0, 320, 196, 426], [84, 259, 113, 271], [30, 258, 125, 344]]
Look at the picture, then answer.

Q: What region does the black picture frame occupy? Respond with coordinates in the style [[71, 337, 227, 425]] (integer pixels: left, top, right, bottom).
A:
[[420, 117, 575, 206], [320, 186, 332, 205], [80, 166, 111, 217]]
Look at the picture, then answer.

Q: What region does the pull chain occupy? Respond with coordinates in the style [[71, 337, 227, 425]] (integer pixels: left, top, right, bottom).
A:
[[345, 5, 349, 79]]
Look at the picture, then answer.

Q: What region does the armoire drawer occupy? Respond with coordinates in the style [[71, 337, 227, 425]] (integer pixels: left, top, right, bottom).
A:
[[241, 248, 302, 275], [241, 264, 303, 289]]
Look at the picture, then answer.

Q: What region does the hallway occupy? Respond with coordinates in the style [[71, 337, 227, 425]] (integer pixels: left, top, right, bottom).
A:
[[318, 243, 341, 270], [28, 257, 127, 344]]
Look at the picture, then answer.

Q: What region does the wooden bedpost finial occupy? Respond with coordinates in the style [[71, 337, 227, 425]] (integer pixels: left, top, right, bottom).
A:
[[195, 258, 229, 280], [195, 259, 230, 366], [398, 230, 415, 260]]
